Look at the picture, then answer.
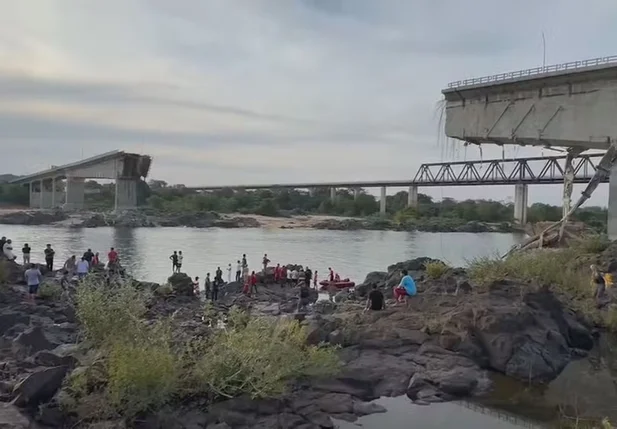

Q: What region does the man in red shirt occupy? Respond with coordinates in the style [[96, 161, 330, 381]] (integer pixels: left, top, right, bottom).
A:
[[274, 264, 281, 284], [249, 271, 258, 296], [108, 247, 118, 269]]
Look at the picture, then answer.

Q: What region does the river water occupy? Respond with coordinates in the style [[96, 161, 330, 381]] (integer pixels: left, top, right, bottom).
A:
[[2, 225, 614, 428]]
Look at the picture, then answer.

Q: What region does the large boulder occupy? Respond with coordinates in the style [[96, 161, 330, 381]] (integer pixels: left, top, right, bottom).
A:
[[355, 271, 387, 297], [0, 403, 33, 428], [0, 210, 67, 225], [12, 326, 56, 358], [13, 365, 69, 406], [168, 273, 194, 296]]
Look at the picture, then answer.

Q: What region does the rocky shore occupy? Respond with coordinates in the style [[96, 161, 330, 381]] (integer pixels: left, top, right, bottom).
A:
[[0, 209, 519, 233], [0, 249, 600, 428]]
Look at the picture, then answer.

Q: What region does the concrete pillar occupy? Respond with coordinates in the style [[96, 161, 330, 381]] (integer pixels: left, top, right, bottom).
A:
[[407, 185, 418, 208], [39, 180, 43, 209], [65, 177, 85, 210], [115, 178, 138, 211], [40, 179, 54, 209], [513, 183, 528, 225], [353, 188, 360, 200], [28, 182, 34, 208], [330, 187, 336, 202], [51, 177, 56, 208], [608, 164, 617, 240], [380, 186, 387, 216]]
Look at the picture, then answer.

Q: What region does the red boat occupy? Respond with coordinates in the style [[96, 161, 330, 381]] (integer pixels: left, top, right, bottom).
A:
[[319, 279, 355, 290]]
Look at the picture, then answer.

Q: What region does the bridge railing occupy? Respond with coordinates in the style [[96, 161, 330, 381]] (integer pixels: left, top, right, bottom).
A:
[[447, 55, 617, 89]]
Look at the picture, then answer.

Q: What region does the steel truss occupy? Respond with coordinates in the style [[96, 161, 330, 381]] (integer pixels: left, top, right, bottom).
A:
[[412, 154, 605, 187]]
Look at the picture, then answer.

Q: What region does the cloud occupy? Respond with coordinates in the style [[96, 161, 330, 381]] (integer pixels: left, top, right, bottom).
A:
[[0, 0, 616, 206]]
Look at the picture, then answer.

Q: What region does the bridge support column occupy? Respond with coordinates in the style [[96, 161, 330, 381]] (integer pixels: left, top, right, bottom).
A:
[[29, 181, 41, 208], [380, 186, 387, 216], [608, 164, 617, 240], [513, 184, 528, 225], [41, 178, 54, 209], [115, 178, 138, 211], [407, 185, 418, 208], [330, 187, 336, 202], [65, 177, 85, 210], [353, 188, 360, 200]]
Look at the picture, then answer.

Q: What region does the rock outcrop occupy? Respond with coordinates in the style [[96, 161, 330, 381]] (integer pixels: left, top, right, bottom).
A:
[[0, 210, 67, 225]]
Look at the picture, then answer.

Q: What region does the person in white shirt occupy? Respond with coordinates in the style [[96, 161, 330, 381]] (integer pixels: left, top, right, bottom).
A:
[[227, 264, 232, 283], [3, 239, 16, 261], [291, 269, 299, 285], [76, 257, 89, 280], [235, 260, 242, 282]]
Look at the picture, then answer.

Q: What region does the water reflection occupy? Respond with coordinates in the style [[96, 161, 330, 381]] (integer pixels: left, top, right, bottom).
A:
[[333, 396, 546, 429]]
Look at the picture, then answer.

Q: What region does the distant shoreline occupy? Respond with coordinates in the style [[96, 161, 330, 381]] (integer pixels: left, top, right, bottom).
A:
[[0, 208, 523, 233]]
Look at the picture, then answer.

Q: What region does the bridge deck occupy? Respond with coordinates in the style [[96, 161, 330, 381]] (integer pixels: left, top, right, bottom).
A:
[[443, 55, 617, 92], [187, 154, 605, 190], [11, 150, 131, 184]]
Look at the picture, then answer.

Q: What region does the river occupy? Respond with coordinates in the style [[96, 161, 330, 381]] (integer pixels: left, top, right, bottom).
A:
[[3, 225, 614, 428]]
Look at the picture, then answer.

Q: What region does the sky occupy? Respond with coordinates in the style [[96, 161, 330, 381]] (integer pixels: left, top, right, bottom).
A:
[[1, 0, 616, 206]]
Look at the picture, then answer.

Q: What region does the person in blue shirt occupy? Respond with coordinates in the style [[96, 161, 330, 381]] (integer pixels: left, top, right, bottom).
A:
[[394, 269, 416, 305]]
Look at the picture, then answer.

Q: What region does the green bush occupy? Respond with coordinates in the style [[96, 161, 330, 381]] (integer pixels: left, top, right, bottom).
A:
[[189, 310, 340, 399], [424, 261, 449, 279], [75, 279, 150, 346], [467, 249, 591, 298], [38, 282, 63, 300]]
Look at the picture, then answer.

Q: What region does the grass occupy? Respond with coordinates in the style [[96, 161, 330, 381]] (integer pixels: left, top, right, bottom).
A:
[[38, 282, 63, 300], [424, 261, 449, 279], [69, 279, 340, 419]]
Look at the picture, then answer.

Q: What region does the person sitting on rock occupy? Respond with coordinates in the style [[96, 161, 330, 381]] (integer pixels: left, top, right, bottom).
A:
[[365, 284, 385, 312], [394, 269, 416, 305]]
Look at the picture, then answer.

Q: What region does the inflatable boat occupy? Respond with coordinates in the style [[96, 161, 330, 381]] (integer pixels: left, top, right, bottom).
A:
[[319, 279, 355, 290]]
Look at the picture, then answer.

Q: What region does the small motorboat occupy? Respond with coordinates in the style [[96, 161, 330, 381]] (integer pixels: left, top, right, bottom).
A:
[[319, 279, 355, 290]]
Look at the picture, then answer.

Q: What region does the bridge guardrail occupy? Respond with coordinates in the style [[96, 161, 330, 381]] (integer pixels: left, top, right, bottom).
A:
[[447, 55, 617, 89]]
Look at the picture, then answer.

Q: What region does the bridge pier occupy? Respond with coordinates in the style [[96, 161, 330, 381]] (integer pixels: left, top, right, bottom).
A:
[[330, 187, 336, 202], [64, 177, 85, 210], [407, 185, 418, 208], [353, 188, 360, 200], [115, 178, 138, 211], [608, 165, 617, 240], [380, 186, 387, 216], [513, 184, 528, 225]]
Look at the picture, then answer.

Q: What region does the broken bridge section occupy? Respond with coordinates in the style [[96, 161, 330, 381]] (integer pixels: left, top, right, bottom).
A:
[[443, 56, 617, 238], [11, 150, 152, 212]]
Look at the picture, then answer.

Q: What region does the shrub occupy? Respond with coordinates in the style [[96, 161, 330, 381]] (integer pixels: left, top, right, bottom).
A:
[[467, 248, 592, 299], [107, 338, 179, 417], [190, 310, 340, 399], [574, 234, 611, 254], [424, 261, 449, 279], [38, 282, 63, 300], [75, 279, 150, 346]]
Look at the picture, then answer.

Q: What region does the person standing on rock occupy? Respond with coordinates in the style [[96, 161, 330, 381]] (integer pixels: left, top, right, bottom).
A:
[[92, 252, 100, 267], [170, 251, 178, 273], [2, 239, 16, 261], [76, 257, 90, 280], [226, 263, 232, 283], [305, 267, 312, 288], [235, 260, 242, 282], [212, 276, 220, 301], [280, 265, 288, 287], [274, 264, 281, 284], [24, 263, 42, 304], [313, 270, 318, 289], [249, 271, 258, 296], [591, 265, 607, 304], [177, 251, 184, 273], [193, 276, 200, 297], [22, 243, 31, 265], [0, 237, 5, 255], [108, 247, 118, 270], [242, 254, 247, 270], [205, 273, 212, 299], [215, 266, 223, 284], [365, 284, 385, 312], [262, 253, 270, 274], [83, 248, 94, 269], [44, 244, 55, 271], [297, 282, 311, 312]]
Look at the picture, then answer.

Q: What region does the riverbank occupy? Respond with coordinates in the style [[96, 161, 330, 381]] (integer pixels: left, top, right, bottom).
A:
[[0, 239, 614, 428], [0, 209, 521, 233]]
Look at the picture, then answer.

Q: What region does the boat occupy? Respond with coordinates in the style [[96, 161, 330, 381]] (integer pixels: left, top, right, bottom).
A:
[[319, 279, 355, 290]]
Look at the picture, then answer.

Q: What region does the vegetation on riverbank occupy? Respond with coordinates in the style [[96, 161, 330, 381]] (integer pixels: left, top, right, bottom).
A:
[[467, 234, 616, 329], [65, 280, 340, 419], [1, 178, 607, 230]]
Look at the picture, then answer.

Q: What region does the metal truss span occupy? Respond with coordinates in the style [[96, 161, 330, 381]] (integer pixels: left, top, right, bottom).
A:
[[411, 154, 605, 187]]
